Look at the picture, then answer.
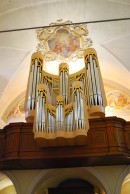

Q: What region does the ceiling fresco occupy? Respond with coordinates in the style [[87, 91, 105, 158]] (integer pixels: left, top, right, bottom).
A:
[[36, 20, 92, 62]]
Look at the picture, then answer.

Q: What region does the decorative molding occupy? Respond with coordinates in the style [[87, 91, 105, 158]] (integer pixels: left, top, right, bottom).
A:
[[36, 20, 92, 62]]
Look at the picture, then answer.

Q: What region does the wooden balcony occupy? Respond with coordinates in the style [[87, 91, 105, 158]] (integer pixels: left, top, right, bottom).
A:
[[0, 116, 130, 170]]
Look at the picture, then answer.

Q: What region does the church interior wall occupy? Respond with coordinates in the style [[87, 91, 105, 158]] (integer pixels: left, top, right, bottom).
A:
[[1, 165, 130, 194]]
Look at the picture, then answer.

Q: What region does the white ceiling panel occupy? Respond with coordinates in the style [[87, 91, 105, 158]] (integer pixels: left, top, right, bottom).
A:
[[103, 34, 130, 71], [0, 0, 130, 30], [0, 48, 28, 78]]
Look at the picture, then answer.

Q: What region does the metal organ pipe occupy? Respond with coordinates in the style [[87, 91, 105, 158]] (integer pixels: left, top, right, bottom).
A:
[[90, 54, 97, 105], [25, 52, 43, 121], [65, 109, 73, 132], [68, 110, 73, 132], [73, 81, 85, 130], [82, 74, 89, 108], [41, 96, 45, 131], [70, 111, 73, 131], [52, 115, 55, 133], [42, 76, 52, 104], [36, 93, 40, 131], [59, 63, 69, 104], [56, 96, 64, 131], [87, 62, 94, 106], [47, 109, 56, 133], [48, 111, 50, 132], [84, 48, 107, 117], [93, 59, 102, 105], [85, 50, 99, 106], [66, 113, 69, 131], [68, 113, 70, 131], [36, 84, 47, 132], [32, 59, 37, 109], [27, 65, 33, 110]]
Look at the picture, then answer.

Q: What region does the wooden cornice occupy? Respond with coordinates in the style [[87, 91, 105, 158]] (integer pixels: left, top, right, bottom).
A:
[[0, 116, 130, 169]]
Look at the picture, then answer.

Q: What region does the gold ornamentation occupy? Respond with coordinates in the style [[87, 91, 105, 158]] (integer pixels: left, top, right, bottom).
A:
[[65, 103, 73, 116], [36, 20, 92, 62], [76, 73, 85, 81], [73, 81, 83, 94], [59, 63, 69, 74], [56, 96, 64, 106], [43, 75, 53, 84], [37, 84, 47, 96], [47, 104, 56, 117]]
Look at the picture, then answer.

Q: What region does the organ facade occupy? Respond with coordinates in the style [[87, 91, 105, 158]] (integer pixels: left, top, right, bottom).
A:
[[25, 48, 107, 147]]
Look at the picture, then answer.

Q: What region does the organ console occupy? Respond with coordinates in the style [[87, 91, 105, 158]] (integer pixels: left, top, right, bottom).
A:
[[25, 48, 107, 147]]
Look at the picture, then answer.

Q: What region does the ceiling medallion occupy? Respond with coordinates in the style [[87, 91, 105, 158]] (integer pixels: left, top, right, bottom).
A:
[[36, 20, 92, 62]]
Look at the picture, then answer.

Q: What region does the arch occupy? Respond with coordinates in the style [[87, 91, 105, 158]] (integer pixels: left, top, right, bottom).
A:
[[86, 167, 111, 194], [26, 167, 111, 194], [2, 90, 26, 123], [1, 171, 22, 194], [115, 165, 130, 194], [26, 169, 52, 194], [0, 118, 6, 129]]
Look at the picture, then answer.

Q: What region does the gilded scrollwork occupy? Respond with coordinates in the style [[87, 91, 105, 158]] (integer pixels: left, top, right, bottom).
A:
[[36, 20, 92, 62]]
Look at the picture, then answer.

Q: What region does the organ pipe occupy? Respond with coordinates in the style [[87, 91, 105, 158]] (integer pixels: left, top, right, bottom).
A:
[[59, 63, 69, 104], [48, 111, 55, 132], [56, 96, 64, 131], [84, 48, 107, 117], [65, 107, 73, 132], [35, 84, 47, 132], [25, 52, 44, 122], [73, 81, 88, 130]]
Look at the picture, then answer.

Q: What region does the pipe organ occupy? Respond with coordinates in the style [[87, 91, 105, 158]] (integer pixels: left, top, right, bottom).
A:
[[25, 48, 107, 147]]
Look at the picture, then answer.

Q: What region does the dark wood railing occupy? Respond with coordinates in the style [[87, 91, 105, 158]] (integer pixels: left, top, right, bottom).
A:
[[0, 116, 130, 169]]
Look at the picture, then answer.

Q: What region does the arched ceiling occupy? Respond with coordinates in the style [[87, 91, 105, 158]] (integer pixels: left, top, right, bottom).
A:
[[0, 0, 130, 122]]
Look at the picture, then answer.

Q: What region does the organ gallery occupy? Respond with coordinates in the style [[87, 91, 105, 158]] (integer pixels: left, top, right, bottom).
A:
[[25, 47, 107, 147]]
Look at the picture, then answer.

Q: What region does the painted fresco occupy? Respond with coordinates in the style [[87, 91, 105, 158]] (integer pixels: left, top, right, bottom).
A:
[[48, 28, 80, 58], [106, 91, 130, 110], [36, 20, 92, 62], [7, 98, 25, 119]]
